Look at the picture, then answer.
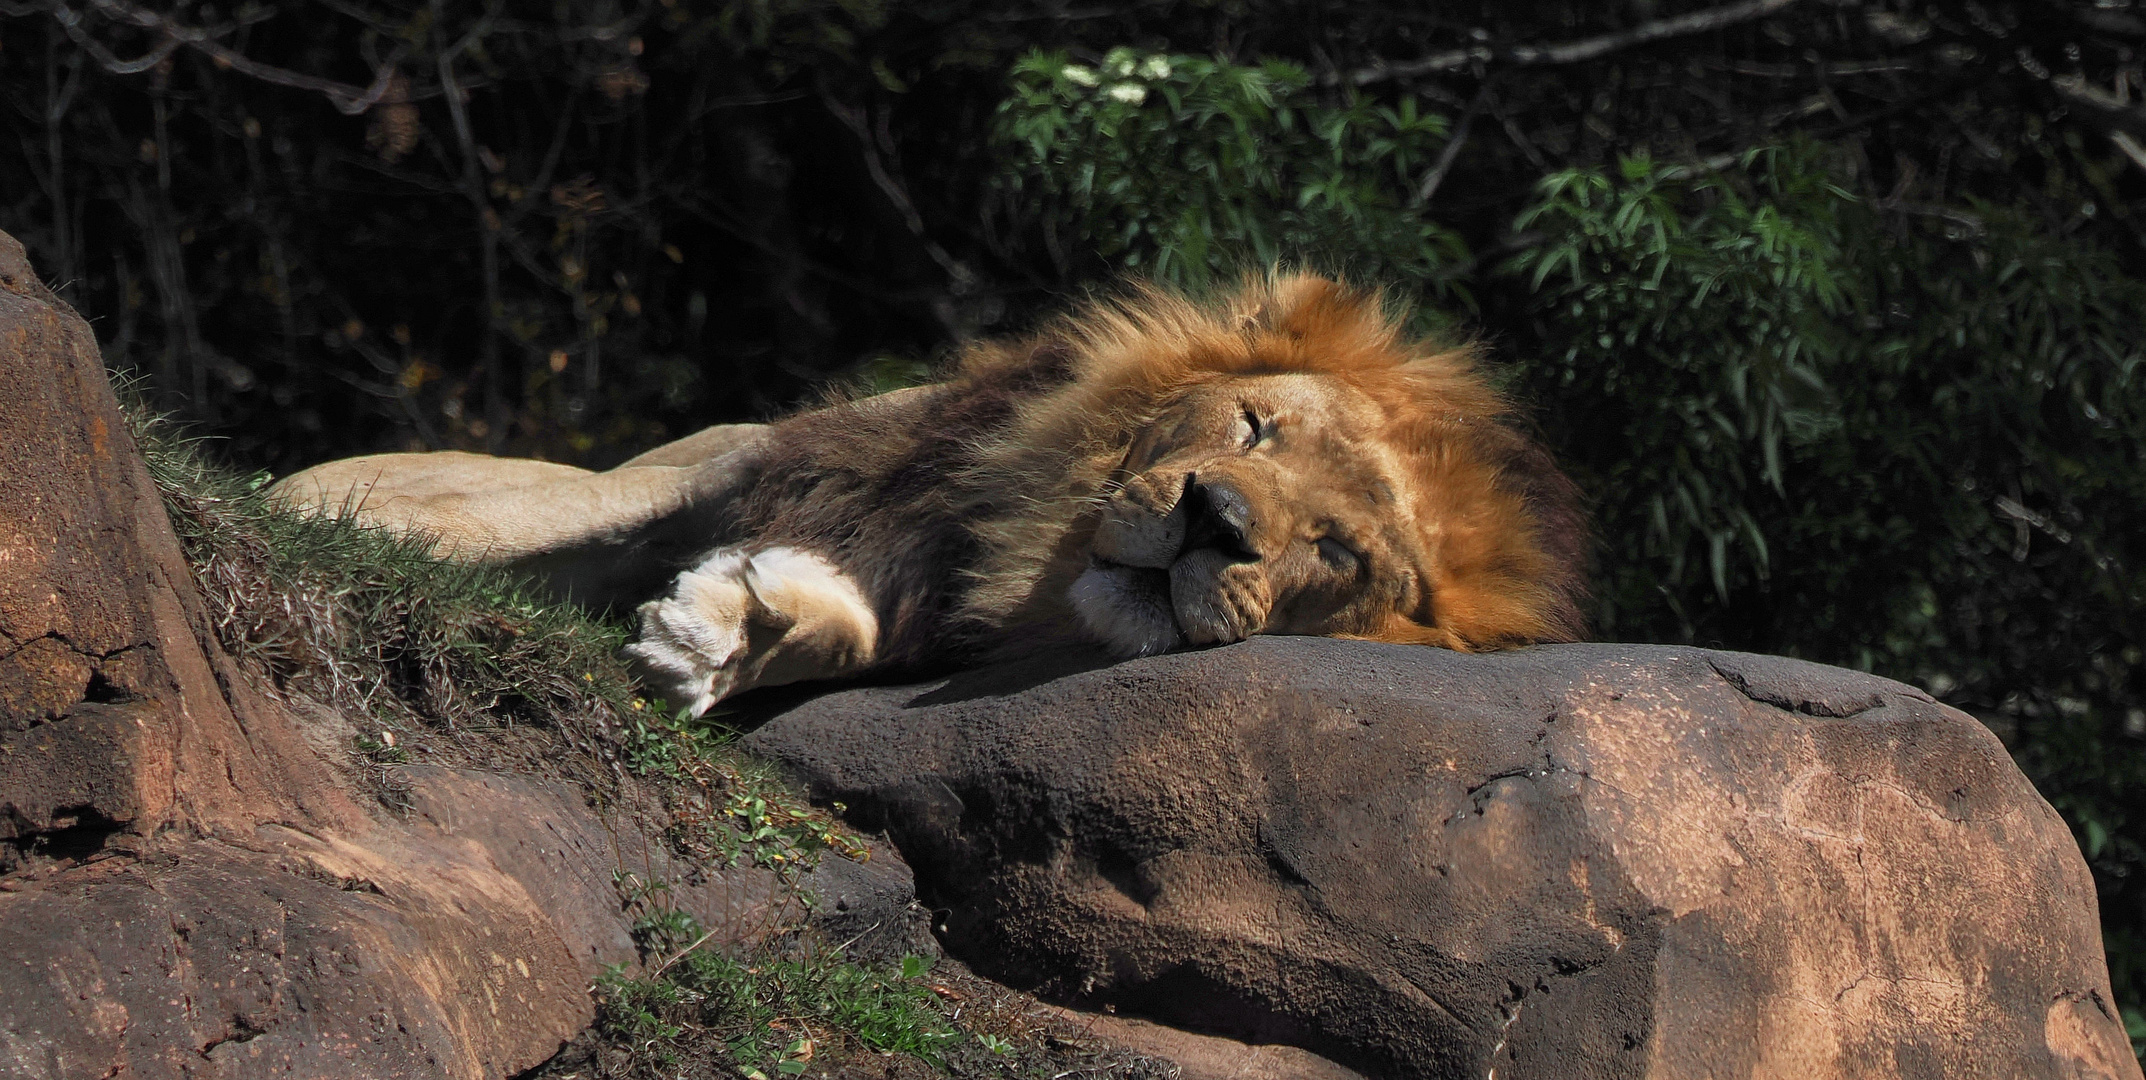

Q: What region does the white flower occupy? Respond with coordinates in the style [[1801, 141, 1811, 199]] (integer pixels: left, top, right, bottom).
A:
[[1107, 50, 1138, 78], [1139, 55, 1173, 80], [1062, 64, 1099, 87], [1105, 83, 1148, 105]]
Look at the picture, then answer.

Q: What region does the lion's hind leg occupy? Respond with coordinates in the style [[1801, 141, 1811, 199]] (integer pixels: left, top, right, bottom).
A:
[[624, 547, 879, 716]]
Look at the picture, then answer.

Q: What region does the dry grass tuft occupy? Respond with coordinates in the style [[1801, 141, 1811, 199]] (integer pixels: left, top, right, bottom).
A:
[[136, 414, 642, 755]]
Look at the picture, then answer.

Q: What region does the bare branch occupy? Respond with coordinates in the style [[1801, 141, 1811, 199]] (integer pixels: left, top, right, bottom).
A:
[[1712, 57, 1922, 79], [2054, 73, 2146, 139], [1658, 151, 1745, 181], [1346, 0, 1806, 86], [1872, 197, 1986, 235], [2048, 74, 2146, 175], [21, 0, 405, 114], [1411, 87, 1486, 207], [824, 95, 979, 323], [33, 0, 179, 74]]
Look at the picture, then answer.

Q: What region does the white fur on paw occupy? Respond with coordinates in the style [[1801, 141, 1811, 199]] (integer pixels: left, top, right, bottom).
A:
[[1070, 564, 1180, 657], [624, 550, 752, 716], [625, 546, 879, 715]]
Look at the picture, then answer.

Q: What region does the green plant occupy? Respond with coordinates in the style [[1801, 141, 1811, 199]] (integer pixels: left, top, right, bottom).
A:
[[996, 48, 1467, 298], [1508, 144, 1857, 617], [593, 929, 958, 1076]]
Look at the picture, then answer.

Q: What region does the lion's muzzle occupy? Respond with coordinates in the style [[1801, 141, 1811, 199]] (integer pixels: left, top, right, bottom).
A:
[[1076, 472, 1276, 655]]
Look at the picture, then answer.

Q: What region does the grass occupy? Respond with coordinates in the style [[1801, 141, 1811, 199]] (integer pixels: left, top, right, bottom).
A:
[[594, 934, 958, 1077], [581, 931, 1179, 1080], [139, 417, 644, 744]]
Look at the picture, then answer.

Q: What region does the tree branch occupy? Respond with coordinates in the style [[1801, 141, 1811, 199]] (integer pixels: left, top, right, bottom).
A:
[[2047, 74, 2146, 174], [1345, 0, 1807, 86], [2053, 73, 2146, 139], [1411, 86, 1487, 207], [17, 0, 404, 114], [28, 0, 179, 74], [824, 94, 980, 332]]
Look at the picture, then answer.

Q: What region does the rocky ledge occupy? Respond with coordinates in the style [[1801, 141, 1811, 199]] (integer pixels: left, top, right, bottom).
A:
[[747, 637, 2143, 1079]]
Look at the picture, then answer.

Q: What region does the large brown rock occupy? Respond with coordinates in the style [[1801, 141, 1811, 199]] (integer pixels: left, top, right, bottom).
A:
[[745, 637, 2143, 1080], [0, 232, 842, 1079]]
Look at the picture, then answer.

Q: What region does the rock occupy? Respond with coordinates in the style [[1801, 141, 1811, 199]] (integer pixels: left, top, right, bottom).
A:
[[0, 228, 353, 849], [0, 231, 802, 1079], [805, 839, 940, 964], [1045, 1008, 1372, 1080], [745, 637, 2143, 1080]]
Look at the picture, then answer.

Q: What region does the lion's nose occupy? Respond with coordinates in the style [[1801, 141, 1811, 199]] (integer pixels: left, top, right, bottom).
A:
[[1179, 475, 1258, 560]]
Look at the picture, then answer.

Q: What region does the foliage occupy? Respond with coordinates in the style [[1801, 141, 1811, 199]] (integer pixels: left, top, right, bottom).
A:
[[623, 706, 871, 877], [1508, 145, 1861, 623], [997, 48, 1467, 295], [588, 915, 1175, 1078]]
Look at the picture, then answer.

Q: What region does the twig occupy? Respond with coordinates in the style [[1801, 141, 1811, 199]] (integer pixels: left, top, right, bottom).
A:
[[648, 924, 724, 979], [829, 919, 885, 957], [1345, 0, 1806, 85], [1871, 198, 1985, 235], [1712, 56, 1921, 79], [38, 1, 179, 74], [1658, 150, 1744, 181], [1994, 496, 2072, 545], [2050, 73, 2146, 175], [1430, 229, 1546, 282], [2112, 132, 2146, 174], [1489, 90, 1546, 170], [20, 0, 404, 114], [1411, 86, 1488, 207], [824, 94, 980, 329]]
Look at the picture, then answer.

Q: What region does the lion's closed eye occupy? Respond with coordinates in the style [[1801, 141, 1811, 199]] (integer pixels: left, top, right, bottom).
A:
[[1315, 535, 1361, 572], [1240, 407, 1265, 450]]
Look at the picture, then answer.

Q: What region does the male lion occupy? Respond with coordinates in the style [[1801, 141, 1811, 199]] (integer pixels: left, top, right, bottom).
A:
[[273, 275, 1589, 714]]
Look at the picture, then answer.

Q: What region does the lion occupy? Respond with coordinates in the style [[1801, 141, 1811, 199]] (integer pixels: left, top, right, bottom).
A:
[[271, 274, 1589, 715]]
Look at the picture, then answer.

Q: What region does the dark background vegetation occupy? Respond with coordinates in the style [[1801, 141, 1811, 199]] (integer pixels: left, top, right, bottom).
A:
[[3, 0, 2143, 1054]]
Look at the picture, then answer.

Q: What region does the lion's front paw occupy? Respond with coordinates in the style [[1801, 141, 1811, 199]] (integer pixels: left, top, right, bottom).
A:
[[623, 550, 757, 716], [624, 546, 879, 716]]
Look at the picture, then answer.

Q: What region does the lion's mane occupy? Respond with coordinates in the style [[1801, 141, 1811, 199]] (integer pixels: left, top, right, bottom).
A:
[[951, 273, 1590, 652]]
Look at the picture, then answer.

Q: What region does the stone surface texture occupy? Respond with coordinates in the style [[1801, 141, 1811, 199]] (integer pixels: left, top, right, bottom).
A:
[[0, 230, 844, 1079], [746, 636, 2143, 1080]]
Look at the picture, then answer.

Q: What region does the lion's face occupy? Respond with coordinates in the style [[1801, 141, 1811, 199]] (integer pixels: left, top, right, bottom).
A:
[[1071, 373, 1433, 657]]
